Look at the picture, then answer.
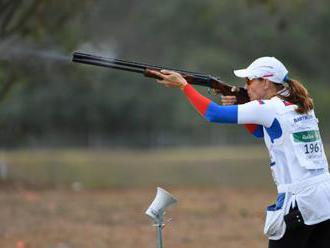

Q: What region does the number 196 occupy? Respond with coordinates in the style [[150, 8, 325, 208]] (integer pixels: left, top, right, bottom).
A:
[[304, 143, 320, 154]]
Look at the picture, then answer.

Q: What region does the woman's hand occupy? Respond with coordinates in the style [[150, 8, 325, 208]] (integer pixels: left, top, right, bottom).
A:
[[149, 70, 188, 90], [220, 95, 237, 105]]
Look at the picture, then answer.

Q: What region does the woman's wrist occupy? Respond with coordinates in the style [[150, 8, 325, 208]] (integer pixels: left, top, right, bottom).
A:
[[180, 82, 188, 90]]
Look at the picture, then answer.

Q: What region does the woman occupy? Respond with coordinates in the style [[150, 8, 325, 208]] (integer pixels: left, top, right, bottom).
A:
[[149, 56, 330, 248]]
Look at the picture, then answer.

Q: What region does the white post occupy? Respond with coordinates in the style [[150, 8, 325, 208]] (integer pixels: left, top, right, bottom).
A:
[[145, 187, 177, 248]]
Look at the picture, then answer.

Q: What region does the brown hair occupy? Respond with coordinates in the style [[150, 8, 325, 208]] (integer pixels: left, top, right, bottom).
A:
[[277, 79, 314, 114]]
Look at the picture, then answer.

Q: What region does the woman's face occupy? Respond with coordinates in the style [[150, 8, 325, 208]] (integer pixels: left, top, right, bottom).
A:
[[245, 78, 267, 101]]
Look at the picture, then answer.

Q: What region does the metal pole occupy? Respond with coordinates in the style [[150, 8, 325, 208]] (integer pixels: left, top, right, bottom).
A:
[[156, 224, 163, 248]]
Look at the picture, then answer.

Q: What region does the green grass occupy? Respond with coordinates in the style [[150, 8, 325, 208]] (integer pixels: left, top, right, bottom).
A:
[[0, 145, 329, 189]]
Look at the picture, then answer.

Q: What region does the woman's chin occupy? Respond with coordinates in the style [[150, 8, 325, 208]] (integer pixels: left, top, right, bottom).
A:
[[248, 95, 256, 101]]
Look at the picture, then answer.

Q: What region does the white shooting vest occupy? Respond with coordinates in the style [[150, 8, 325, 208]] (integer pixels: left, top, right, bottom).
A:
[[262, 97, 330, 239]]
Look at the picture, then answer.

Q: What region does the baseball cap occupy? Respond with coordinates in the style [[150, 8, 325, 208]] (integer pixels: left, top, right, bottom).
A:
[[234, 56, 289, 84]]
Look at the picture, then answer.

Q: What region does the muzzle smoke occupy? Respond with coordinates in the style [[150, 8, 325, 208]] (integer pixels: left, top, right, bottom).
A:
[[0, 38, 117, 65], [0, 38, 70, 64]]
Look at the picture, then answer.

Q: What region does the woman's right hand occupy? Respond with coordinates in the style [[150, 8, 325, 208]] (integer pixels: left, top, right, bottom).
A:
[[220, 95, 237, 105]]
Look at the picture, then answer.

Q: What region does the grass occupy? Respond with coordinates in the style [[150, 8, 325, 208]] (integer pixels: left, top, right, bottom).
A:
[[0, 145, 329, 248], [0, 145, 274, 189]]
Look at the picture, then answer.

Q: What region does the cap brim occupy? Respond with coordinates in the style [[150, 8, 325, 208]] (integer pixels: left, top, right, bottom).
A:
[[233, 69, 250, 78]]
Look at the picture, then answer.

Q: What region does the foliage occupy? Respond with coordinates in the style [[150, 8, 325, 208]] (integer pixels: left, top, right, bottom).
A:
[[0, 0, 329, 147]]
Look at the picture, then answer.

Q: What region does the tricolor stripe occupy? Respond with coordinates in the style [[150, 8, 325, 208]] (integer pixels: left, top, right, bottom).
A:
[[244, 124, 264, 138], [282, 100, 294, 106], [183, 84, 238, 124], [262, 73, 274, 78]]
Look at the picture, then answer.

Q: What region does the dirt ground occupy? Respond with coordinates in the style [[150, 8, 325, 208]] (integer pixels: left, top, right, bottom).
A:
[[0, 186, 276, 248]]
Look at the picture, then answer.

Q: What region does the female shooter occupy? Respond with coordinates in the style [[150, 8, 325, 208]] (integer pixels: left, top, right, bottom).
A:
[[150, 57, 330, 248]]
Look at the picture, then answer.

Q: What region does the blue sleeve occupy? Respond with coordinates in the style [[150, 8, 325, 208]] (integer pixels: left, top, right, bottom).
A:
[[204, 102, 238, 124]]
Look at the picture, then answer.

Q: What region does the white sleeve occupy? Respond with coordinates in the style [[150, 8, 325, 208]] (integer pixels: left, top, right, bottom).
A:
[[237, 100, 276, 128]]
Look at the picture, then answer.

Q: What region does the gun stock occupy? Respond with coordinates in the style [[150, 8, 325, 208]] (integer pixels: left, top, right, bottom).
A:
[[208, 77, 250, 104], [72, 52, 250, 104]]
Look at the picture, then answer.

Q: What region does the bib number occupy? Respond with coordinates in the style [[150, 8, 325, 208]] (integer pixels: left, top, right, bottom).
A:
[[304, 143, 321, 154], [292, 130, 326, 169]]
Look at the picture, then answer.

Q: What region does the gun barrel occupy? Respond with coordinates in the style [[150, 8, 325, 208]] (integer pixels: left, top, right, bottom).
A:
[[72, 52, 209, 79], [72, 55, 145, 74]]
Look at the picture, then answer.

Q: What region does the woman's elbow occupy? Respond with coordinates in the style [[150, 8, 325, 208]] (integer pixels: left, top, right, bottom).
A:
[[203, 112, 237, 124], [204, 114, 217, 123]]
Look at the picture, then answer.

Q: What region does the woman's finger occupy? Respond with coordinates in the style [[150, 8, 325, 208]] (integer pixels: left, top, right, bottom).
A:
[[222, 95, 236, 100], [148, 70, 165, 79], [220, 95, 237, 105], [160, 69, 176, 75]]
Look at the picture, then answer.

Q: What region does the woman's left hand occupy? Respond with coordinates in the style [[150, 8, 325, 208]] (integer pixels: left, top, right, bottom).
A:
[[149, 70, 188, 90], [220, 95, 237, 105]]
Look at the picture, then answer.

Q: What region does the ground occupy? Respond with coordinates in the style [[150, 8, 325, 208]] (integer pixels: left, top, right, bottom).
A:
[[0, 187, 275, 248], [1, 146, 323, 248]]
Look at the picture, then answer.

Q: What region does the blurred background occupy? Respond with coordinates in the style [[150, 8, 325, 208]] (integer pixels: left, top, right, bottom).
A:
[[0, 0, 329, 247]]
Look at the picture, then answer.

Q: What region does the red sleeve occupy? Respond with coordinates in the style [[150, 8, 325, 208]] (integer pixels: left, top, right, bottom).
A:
[[182, 84, 211, 116], [244, 124, 258, 133]]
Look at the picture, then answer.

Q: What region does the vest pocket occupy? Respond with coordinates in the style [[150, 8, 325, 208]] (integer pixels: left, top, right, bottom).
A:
[[264, 193, 287, 240]]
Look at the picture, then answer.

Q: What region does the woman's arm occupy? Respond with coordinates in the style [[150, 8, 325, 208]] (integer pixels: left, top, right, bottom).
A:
[[183, 83, 275, 128], [183, 83, 238, 123], [216, 94, 264, 137], [150, 70, 275, 127]]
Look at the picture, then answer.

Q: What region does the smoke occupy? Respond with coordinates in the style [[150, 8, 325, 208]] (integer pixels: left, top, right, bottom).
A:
[[0, 38, 70, 65], [0, 38, 117, 65], [75, 41, 117, 58]]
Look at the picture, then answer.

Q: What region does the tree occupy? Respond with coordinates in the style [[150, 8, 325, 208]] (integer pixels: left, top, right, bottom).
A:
[[0, 0, 90, 100]]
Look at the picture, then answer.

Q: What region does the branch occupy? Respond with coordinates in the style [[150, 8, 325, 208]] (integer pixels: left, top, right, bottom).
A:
[[0, 69, 17, 102], [0, 0, 13, 16], [0, 0, 44, 38], [4, 0, 43, 37], [0, 0, 22, 37]]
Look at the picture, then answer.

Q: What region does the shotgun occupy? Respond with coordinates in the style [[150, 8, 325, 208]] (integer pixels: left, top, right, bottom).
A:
[[72, 52, 250, 104]]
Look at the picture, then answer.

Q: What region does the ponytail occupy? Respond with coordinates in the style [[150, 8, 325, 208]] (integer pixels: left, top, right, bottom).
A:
[[279, 79, 313, 114]]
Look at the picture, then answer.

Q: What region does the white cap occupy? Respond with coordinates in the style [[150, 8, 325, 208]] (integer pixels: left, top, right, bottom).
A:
[[234, 57, 289, 84]]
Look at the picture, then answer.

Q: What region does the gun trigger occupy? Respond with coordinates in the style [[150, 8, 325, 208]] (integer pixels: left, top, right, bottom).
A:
[[208, 88, 218, 96]]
